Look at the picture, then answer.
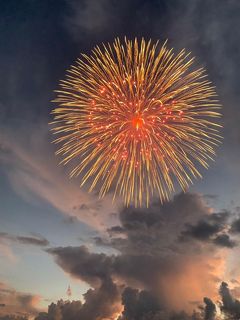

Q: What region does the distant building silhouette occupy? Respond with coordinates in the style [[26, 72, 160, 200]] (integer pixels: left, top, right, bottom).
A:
[[66, 285, 72, 297]]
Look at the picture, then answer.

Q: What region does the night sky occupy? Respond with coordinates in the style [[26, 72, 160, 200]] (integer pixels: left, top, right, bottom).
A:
[[1, 1, 240, 319]]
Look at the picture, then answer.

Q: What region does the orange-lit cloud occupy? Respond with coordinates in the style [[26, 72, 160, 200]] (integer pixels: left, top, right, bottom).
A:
[[159, 251, 227, 312], [0, 281, 41, 318]]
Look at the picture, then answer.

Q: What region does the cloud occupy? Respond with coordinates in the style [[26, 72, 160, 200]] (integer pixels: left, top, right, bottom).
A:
[[0, 125, 119, 232], [34, 278, 121, 320], [64, 0, 160, 43], [0, 233, 49, 247], [120, 287, 163, 320], [31, 281, 240, 320], [79, 278, 121, 320], [180, 220, 224, 242], [0, 241, 17, 263], [47, 193, 237, 316], [203, 297, 216, 320], [219, 282, 240, 318], [0, 233, 49, 265], [0, 316, 28, 320], [16, 236, 49, 247], [213, 234, 236, 248], [0, 282, 40, 318], [35, 281, 121, 320], [230, 216, 240, 233], [65, 0, 118, 38], [179, 211, 237, 248], [107, 193, 214, 255], [119, 287, 219, 319], [35, 300, 83, 320], [47, 245, 113, 288]]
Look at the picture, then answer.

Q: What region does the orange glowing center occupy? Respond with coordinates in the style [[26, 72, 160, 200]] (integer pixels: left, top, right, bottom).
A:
[[132, 116, 144, 130]]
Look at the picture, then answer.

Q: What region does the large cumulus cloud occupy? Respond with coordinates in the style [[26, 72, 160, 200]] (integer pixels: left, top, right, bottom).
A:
[[46, 193, 240, 319]]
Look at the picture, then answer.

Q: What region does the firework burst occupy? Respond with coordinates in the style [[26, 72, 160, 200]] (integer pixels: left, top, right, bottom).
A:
[[51, 38, 221, 207]]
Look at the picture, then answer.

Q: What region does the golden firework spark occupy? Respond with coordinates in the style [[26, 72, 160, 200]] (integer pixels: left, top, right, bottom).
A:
[[51, 38, 222, 207]]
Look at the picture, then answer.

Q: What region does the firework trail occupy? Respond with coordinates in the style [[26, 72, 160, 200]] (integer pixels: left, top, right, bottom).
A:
[[51, 38, 221, 207]]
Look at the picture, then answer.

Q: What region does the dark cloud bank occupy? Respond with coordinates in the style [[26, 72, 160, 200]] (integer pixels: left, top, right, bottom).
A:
[[3, 193, 240, 320], [41, 193, 240, 320], [4, 280, 234, 320]]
